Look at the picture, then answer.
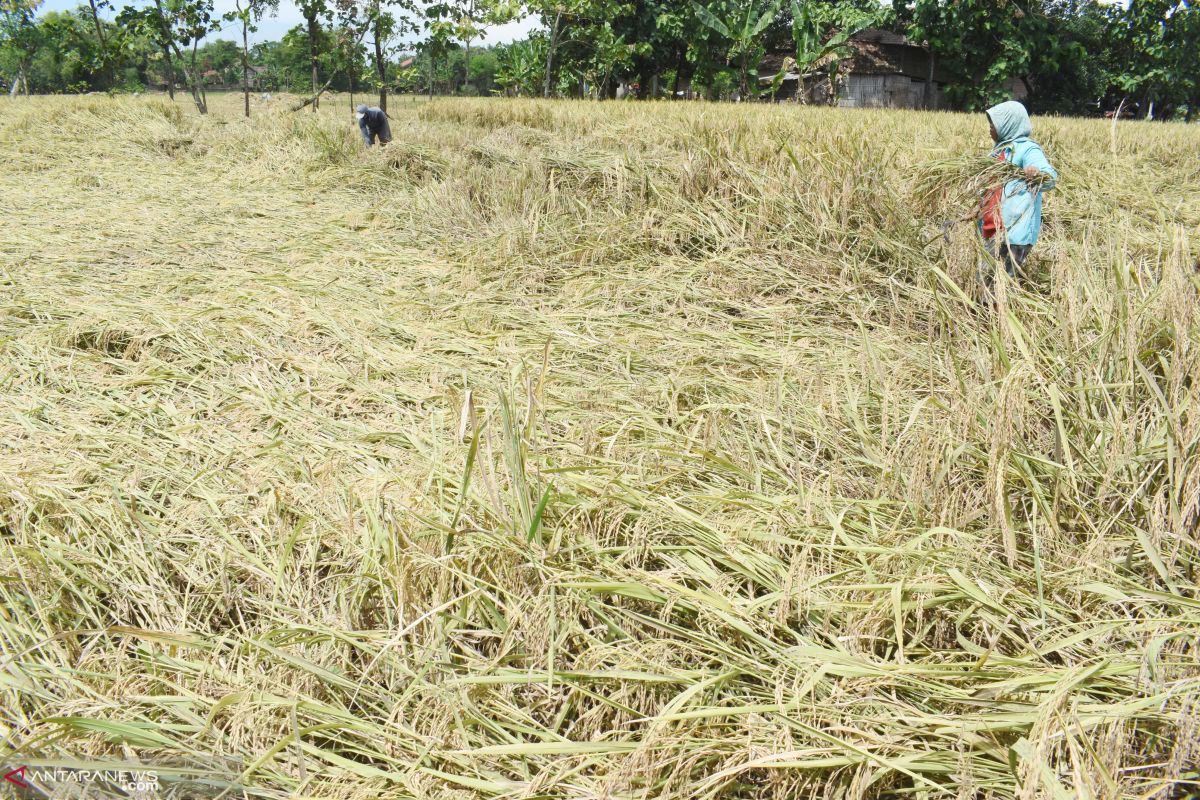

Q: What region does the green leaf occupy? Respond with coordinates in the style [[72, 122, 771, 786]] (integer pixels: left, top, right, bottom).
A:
[[691, 2, 730, 38], [750, 0, 782, 37]]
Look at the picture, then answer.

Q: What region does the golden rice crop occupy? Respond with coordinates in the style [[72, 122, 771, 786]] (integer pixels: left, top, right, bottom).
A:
[[0, 91, 1197, 799]]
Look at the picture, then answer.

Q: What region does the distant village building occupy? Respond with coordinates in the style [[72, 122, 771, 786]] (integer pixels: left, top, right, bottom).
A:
[[193, 65, 269, 91], [247, 65, 269, 90], [760, 28, 1029, 109]]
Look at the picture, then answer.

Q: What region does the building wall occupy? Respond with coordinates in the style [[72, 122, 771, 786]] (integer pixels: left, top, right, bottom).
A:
[[836, 73, 946, 110]]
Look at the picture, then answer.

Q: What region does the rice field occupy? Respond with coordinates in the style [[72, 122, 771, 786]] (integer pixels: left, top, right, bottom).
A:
[[0, 92, 1198, 799]]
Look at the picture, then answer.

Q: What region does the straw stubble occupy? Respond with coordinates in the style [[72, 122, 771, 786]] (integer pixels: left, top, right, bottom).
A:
[[0, 93, 1197, 799]]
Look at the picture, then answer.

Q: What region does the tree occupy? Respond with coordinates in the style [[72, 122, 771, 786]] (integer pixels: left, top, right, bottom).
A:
[[778, 0, 885, 103], [1022, 0, 1111, 115], [422, 9, 454, 96], [897, 0, 1045, 110], [196, 37, 240, 82], [450, 0, 514, 94], [312, 0, 416, 112], [425, 0, 503, 94], [159, 0, 218, 113], [83, 0, 114, 87], [225, 0, 278, 117], [0, 0, 41, 96], [583, 20, 633, 95], [522, 0, 632, 98], [692, 0, 782, 99], [297, 0, 327, 110], [1105, 0, 1199, 119], [495, 37, 543, 94], [20, 9, 99, 92], [363, 0, 417, 109], [368, 0, 394, 106], [117, 2, 178, 96]]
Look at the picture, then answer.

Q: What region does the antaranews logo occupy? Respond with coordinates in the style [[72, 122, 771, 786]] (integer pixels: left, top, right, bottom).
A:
[[2, 767, 27, 789], [3, 765, 160, 797]]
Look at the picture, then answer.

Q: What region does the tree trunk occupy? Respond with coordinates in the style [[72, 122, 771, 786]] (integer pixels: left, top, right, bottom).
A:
[[20, 62, 29, 97], [543, 9, 561, 98], [671, 47, 687, 99], [191, 39, 209, 113], [463, 37, 471, 94], [177, 42, 207, 114], [152, 0, 176, 100], [306, 11, 320, 112], [162, 44, 175, 99], [374, 12, 387, 111], [186, 37, 207, 113], [86, 0, 112, 89], [241, 10, 251, 117], [428, 48, 434, 98], [153, 0, 204, 111]]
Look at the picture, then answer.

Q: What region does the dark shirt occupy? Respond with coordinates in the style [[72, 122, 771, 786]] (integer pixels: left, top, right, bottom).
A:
[[358, 107, 392, 146], [359, 107, 387, 132]]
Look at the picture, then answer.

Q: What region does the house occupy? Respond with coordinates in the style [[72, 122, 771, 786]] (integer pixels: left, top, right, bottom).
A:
[[761, 28, 966, 109], [247, 64, 269, 90], [196, 66, 270, 90]]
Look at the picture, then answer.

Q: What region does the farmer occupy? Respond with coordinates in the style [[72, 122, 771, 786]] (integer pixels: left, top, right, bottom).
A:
[[977, 100, 1057, 297], [356, 104, 392, 148]]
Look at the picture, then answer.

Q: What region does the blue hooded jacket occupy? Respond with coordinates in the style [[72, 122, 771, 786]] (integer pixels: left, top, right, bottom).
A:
[[981, 101, 1057, 246]]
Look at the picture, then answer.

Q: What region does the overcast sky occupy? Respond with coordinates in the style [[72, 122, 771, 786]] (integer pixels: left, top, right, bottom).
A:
[[37, 0, 540, 46]]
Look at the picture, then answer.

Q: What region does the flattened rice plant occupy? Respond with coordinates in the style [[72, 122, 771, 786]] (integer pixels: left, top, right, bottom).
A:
[[0, 93, 1197, 800]]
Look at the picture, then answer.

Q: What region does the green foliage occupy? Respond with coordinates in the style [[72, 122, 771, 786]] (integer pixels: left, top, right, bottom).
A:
[[2, 0, 1197, 118], [255, 24, 364, 92], [898, 0, 1031, 109], [780, 0, 887, 101], [692, 0, 781, 97], [194, 38, 237, 83], [495, 36, 544, 95], [1022, 0, 1111, 115], [1103, 0, 1199, 118], [890, 0, 1198, 114]]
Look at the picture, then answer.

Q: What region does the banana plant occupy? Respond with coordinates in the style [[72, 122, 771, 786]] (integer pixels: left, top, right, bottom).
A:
[[788, 0, 881, 103], [691, 0, 782, 100], [495, 37, 545, 96]]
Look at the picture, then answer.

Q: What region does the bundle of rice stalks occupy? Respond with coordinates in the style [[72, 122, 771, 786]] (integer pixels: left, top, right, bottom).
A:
[[911, 153, 1046, 217]]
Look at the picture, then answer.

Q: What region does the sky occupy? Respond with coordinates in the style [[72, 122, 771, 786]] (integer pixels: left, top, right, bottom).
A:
[[36, 0, 541, 47]]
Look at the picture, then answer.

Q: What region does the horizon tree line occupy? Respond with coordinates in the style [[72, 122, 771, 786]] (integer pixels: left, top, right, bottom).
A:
[[2, 0, 1197, 119]]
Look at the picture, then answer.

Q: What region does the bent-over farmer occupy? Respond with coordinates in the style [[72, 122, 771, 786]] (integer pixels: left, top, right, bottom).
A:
[[977, 100, 1057, 298], [356, 104, 392, 147]]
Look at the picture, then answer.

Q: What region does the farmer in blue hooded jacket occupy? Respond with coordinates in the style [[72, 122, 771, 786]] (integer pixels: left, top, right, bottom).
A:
[[978, 100, 1057, 296]]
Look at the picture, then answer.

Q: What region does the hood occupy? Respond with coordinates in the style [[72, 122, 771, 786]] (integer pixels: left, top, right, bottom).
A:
[[986, 100, 1032, 144]]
